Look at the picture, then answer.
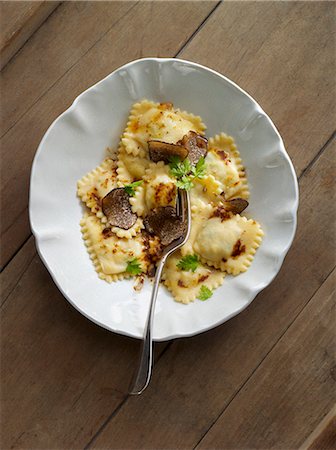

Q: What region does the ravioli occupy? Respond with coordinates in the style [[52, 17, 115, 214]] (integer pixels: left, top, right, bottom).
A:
[[206, 133, 249, 200], [193, 214, 264, 275], [77, 157, 144, 239], [162, 251, 225, 304], [77, 158, 117, 223], [80, 213, 147, 282], [122, 100, 206, 156], [130, 161, 177, 217]]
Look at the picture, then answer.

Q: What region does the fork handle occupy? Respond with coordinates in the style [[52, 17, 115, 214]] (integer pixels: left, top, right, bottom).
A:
[[129, 257, 166, 395]]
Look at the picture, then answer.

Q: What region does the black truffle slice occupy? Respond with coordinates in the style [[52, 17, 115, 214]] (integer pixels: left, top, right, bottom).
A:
[[102, 188, 137, 230], [144, 206, 186, 246], [148, 140, 188, 163], [223, 198, 249, 214], [178, 131, 208, 165]]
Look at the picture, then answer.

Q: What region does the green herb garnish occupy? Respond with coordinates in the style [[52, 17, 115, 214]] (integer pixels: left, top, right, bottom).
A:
[[176, 254, 199, 272], [124, 180, 143, 196], [176, 176, 194, 191], [191, 157, 206, 179], [126, 258, 142, 275], [168, 156, 206, 190], [169, 156, 192, 179], [198, 285, 213, 301]]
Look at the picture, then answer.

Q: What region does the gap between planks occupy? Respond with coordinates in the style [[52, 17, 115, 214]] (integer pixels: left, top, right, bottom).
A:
[[174, 1, 222, 58]]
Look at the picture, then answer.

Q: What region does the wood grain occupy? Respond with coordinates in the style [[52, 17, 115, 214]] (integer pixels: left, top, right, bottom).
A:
[[85, 140, 335, 449], [0, 251, 168, 449], [196, 269, 336, 449], [0, 0, 217, 269], [181, 1, 335, 177], [0, 1, 60, 70]]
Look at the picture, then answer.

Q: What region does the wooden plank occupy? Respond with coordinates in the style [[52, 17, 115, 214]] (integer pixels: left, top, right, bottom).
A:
[[0, 1, 216, 268], [86, 140, 335, 448], [0, 1, 134, 136], [0, 250, 168, 449], [180, 1, 335, 178], [196, 269, 336, 450], [0, 236, 35, 306], [0, 1, 60, 70], [300, 406, 336, 450]]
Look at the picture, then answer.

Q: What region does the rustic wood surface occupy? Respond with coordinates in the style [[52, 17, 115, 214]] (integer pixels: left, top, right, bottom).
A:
[[0, 1, 60, 70], [0, 2, 335, 449], [300, 406, 336, 450]]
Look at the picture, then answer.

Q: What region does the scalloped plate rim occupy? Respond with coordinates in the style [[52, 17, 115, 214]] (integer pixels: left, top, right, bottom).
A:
[[29, 57, 299, 341]]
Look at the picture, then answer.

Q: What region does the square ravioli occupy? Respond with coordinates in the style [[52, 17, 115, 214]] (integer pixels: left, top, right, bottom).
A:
[[206, 133, 249, 200], [162, 251, 225, 304], [189, 207, 263, 275], [77, 158, 117, 223], [122, 100, 206, 156], [80, 213, 147, 282], [77, 157, 144, 238]]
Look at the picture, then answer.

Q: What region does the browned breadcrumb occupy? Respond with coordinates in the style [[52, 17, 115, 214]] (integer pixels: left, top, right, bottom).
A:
[[231, 239, 246, 258]]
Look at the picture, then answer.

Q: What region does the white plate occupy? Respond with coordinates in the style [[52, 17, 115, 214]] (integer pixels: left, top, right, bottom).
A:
[[29, 58, 298, 341]]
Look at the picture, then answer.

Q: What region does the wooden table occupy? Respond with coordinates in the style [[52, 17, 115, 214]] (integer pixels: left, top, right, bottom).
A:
[[1, 2, 335, 449]]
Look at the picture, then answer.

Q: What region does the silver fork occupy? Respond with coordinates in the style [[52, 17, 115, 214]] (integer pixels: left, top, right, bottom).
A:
[[129, 189, 191, 395]]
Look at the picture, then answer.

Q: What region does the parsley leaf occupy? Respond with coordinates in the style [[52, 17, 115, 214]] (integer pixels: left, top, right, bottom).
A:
[[124, 180, 143, 196], [176, 254, 199, 272], [191, 156, 206, 179], [176, 176, 194, 190], [169, 157, 191, 179], [126, 258, 142, 275], [168, 155, 181, 168], [198, 285, 213, 301], [168, 156, 207, 191]]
